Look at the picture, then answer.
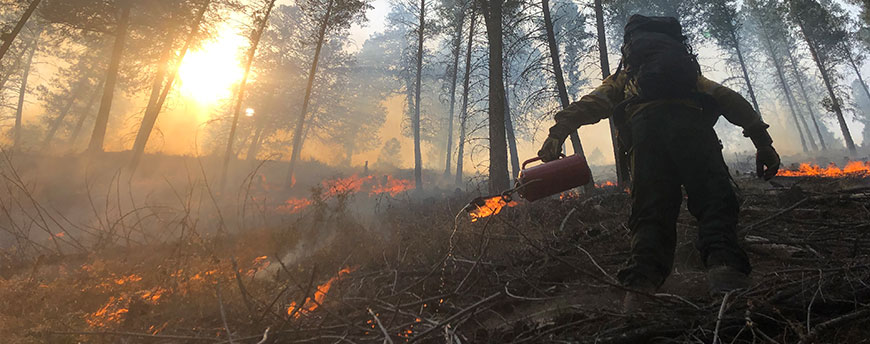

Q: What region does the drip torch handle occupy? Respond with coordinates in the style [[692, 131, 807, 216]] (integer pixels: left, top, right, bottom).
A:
[[522, 154, 566, 170]]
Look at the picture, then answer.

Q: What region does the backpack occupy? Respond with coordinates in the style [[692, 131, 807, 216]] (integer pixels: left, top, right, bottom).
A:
[[619, 15, 700, 100]]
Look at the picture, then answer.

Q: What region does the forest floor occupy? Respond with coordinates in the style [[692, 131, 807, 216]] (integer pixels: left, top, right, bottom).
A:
[[1, 164, 869, 343]]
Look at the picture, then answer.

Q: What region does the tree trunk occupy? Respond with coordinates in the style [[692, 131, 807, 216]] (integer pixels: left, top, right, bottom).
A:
[[131, 1, 210, 172], [128, 41, 172, 160], [245, 120, 266, 161], [13, 29, 39, 149], [731, 31, 762, 115], [444, 8, 464, 177], [68, 79, 103, 147], [845, 45, 870, 108], [411, 0, 425, 190], [0, 0, 41, 61], [503, 76, 520, 179], [786, 49, 826, 150], [541, 0, 583, 155], [758, 26, 812, 151], [286, 0, 334, 186], [216, 0, 275, 188], [593, 0, 627, 187], [455, 12, 476, 186], [0, 39, 32, 92], [483, 0, 510, 193], [42, 76, 87, 148], [87, 2, 131, 153], [542, 0, 594, 188], [797, 22, 857, 155]]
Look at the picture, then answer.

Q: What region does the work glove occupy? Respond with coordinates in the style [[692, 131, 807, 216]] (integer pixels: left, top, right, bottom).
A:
[[756, 145, 780, 180], [538, 136, 564, 162]]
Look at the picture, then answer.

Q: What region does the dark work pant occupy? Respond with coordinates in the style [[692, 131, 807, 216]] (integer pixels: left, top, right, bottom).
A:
[[616, 104, 751, 288]]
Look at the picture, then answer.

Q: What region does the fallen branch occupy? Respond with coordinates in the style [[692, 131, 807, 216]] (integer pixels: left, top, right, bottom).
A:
[[368, 308, 394, 344], [45, 330, 219, 341], [739, 197, 810, 235], [408, 292, 502, 343]]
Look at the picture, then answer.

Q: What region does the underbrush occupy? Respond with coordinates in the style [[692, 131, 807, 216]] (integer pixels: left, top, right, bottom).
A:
[[1, 167, 869, 343]]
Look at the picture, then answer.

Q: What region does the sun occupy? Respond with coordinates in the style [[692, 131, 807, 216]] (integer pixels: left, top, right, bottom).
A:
[[177, 28, 247, 106]]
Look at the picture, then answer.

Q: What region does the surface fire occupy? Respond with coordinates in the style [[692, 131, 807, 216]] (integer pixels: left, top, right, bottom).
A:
[[779, 161, 870, 178], [277, 175, 413, 214], [468, 196, 518, 222], [287, 267, 356, 318]]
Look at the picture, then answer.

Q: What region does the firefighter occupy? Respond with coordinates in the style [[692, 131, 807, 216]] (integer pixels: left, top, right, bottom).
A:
[[537, 15, 780, 309]]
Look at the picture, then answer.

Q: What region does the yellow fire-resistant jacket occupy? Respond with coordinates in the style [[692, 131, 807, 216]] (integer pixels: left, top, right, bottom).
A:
[[547, 71, 769, 141]]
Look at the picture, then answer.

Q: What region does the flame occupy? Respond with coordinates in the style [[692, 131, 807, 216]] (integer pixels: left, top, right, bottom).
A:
[[115, 274, 143, 285], [277, 198, 313, 214], [596, 180, 616, 188], [287, 267, 356, 318], [87, 296, 129, 328], [369, 175, 414, 196], [469, 196, 518, 222], [277, 175, 413, 214], [324, 175, 374, 196], [246, 256, 271, 277], [779, 161, 870, 178], [139, 287, 167, 304]]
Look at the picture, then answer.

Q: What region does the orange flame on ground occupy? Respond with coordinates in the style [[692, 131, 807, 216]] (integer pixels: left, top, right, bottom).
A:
[[139, 287, 167, 304], [247, 256, 271, 277], [287, 267, 356, 318], [596, 181, 617, 188], [369, 175, 414, 196], [779, 161, 870, 178], [469, 196, 518, 222], [325, 175, 374, 196], [86, 296, 129, 327], [278, 175, 413, 214], [114, 274, 143, 285], [277, 198, 313, 214]]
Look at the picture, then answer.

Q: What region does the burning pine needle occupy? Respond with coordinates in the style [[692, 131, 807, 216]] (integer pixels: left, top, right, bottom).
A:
[[779, 161, 870, 178], [466, 195, 518, 222], [287, 267, 356, 318]]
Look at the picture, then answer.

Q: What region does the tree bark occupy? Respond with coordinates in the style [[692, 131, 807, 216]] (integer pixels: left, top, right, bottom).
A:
[[13, 28, 39, 149], [503, 76, 520, 179], [411, 0, 425, 190], [797, 21, 857, 155], [286, 0, 334, 186], [0, 0, 41, 61], [455, 11, 476, 186], [593, 0, 628, 187], [482, 0, 510, 193], [444, 7, 465, 178], [542, 0, 594, 188], [131, 0, 210, 172], [87, 2, 131, 153]]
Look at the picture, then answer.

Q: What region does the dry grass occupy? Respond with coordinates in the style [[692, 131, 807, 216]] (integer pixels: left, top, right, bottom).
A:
[[1, 152, 869, 343]]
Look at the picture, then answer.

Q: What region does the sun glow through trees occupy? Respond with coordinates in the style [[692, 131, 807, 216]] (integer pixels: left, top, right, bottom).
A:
[[177, 27, 247, 107]]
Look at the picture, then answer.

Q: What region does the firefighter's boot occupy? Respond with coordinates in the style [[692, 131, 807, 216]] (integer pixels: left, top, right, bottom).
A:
[[707, 265, 750, 295], [622, 281, 658, 313]]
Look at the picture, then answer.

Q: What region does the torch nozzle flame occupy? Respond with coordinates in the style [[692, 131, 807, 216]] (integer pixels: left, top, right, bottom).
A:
[[465, 195, 518, 222]]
